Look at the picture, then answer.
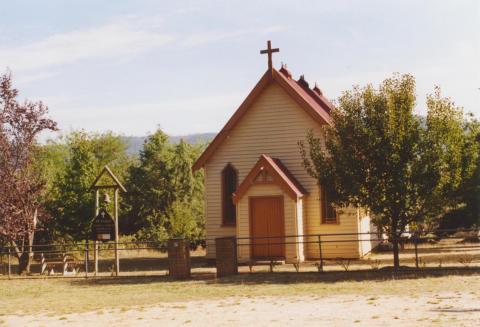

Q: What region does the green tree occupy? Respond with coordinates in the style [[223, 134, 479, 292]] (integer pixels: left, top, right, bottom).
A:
[[300, 74, 475, 269], [464, 119, 480, 225], [171, 140, 195, 201], [123, 130, 174, 235], [47, 131, 130, 241], [124, 129, 205, 245], [31, 141, 68, 244], [439, 116, 480, 229]]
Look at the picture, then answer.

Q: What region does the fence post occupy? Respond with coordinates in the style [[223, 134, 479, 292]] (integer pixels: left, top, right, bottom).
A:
[[215, 237, 238, 277], [414, 236, 419, 269], [84, 242, 89, 278], [8, 247, 11, 279], [94, 241, 98, 276], [317, 235, 323, 272], [167, 238, 191, 279]]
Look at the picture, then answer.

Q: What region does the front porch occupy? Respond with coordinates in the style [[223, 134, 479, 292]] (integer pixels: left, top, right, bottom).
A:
[[232, 155, 307, 263]]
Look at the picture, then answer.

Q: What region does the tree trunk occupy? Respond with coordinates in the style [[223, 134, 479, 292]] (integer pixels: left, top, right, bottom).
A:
[[18, 251, 31, 274], [17, 209, 37, 275], [392, 236, 400, 270], [391, 216, 400, 270]]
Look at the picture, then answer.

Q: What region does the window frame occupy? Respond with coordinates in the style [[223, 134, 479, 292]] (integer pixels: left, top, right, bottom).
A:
[[221, 163, 238, 226], [320, 186, 339, 224]]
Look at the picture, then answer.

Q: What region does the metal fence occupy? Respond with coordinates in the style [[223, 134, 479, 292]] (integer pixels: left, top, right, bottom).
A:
[[235, 228, 480, 272], [1, 228, 479, 278], [0, 240, 214, 279]]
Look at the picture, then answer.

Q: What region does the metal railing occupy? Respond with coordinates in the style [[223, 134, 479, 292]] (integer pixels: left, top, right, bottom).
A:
[[235, 228, 480, 272], [1, 228, 479, 278], [0, 239, 215, 279]]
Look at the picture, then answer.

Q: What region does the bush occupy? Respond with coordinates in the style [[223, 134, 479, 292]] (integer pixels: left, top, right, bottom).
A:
[[457, 235, 480, 244], [438, 207, 477, 230], [372, 242, 393, 253], [412, 233, 440, 244], [453, 229, 478, 239], [134, 200, 205, 249]]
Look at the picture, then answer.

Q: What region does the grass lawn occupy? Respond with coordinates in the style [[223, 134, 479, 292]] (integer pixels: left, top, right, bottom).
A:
[[1, 270, 479, 315]]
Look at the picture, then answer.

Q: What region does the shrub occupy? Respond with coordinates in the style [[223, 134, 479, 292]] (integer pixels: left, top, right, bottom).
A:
[[458, 254, 474, 267], [372, 242, 393, 253], [368, 259, 381, 270]]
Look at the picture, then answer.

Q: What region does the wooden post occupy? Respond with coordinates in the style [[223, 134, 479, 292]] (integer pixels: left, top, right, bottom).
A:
[[114, 188, 120, 276], [84, 242, 89, 278], [317, 235, 323, 272], [94, 189, 99, 275], [90, 166, 126, 277], [7, 247, 11, 279], [414, 236, 419, 269]]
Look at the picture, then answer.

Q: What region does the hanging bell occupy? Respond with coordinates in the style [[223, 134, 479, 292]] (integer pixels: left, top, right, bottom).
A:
[[103, 193, 111, 204]]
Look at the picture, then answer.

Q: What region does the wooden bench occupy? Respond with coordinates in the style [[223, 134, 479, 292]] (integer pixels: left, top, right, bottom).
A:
[[38, 252, 79, 276]]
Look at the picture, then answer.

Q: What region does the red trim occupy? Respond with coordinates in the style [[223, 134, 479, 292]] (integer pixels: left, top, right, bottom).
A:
[[274, 69, 333, 126], [233, 155, 307, 204]]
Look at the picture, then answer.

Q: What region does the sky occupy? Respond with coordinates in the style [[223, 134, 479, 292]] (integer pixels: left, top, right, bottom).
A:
[[1, 0, 479, 139]]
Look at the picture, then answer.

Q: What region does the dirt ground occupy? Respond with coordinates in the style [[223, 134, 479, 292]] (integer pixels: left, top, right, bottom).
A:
[[3, 291, 480, 326], [2, 272, 479, 326]]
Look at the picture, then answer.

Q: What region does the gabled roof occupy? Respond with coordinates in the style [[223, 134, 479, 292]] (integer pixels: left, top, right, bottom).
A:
[[90, 165, 127, 192], [192, 66, 334, 171], [232, 155, 307, 204]]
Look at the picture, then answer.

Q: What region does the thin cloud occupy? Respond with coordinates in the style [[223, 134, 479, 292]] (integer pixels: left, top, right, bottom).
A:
[[14, 71, 59, 85], [182, 25, 287, 47], [0, 21, 173, 72], [43, 92, 246, 136]]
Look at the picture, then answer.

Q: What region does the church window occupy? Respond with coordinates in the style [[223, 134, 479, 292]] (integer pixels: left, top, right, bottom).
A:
[[222, 164, 237, 225], [321, 186, 338, 224]]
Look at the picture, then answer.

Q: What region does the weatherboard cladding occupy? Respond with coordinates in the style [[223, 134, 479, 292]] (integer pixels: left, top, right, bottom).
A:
[[202, 82, 361, 259], [192, 67, 333, 171], [199, 67, 362, 260]]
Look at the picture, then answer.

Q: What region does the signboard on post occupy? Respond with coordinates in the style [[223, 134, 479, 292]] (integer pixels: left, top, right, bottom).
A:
[[90, 165, 127, 276], [92, 208, 115, 242]]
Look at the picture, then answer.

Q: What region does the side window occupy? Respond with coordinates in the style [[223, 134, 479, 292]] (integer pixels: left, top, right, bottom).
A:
[[321, 186, 338, 224], [222, 164, 237, 225]]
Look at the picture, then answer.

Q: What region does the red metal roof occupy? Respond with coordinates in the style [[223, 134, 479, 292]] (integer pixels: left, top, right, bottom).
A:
[[277, 64, 334, 122]]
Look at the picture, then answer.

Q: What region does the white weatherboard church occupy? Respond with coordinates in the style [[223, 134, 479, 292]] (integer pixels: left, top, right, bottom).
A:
[[193, 41, 377, 263]]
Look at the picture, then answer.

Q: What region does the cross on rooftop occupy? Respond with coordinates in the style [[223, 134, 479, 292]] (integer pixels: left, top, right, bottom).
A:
[[260, 40, 279, 71]]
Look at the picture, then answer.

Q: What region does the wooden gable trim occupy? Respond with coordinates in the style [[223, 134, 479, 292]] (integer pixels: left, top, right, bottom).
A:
[[192, 70, 273, 171], [232, 155, 307, 204], [90, 165, 127, 192], [192, 68, 332, 171]]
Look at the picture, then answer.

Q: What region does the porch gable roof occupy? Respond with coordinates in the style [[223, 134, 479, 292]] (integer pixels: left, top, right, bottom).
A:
[[233, 154, 307, 204]]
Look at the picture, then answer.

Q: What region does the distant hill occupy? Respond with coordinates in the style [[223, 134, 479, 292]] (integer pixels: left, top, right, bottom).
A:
[[122, 132, 216, 155]]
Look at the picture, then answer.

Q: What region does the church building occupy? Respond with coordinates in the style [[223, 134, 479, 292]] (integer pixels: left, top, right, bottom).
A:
[[193, 41, 376, 263]]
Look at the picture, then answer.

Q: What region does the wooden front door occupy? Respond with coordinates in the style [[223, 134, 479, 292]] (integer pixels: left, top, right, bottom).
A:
[[250, 196, 285, 259]]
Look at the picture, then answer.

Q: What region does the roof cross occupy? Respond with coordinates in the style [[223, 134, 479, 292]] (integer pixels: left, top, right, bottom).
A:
[[260, 40, 279, 71]]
